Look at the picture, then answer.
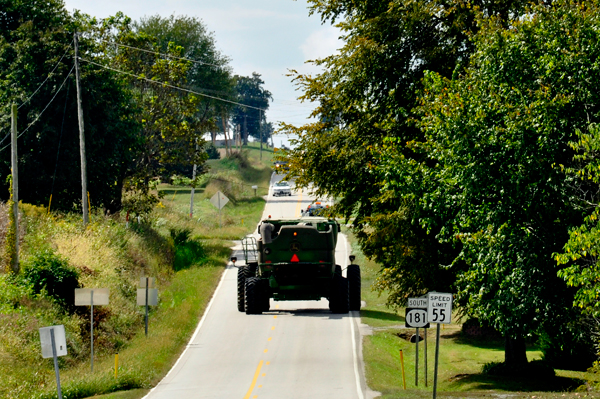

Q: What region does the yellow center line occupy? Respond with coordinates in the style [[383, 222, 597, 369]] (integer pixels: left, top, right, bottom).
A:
[[268, 337, 272, 341], [243, 360, 264, 399], [271, 326, 275, 330]]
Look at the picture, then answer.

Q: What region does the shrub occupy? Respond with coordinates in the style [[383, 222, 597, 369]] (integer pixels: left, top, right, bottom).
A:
[[22, 249, 80, 309], [205, 143, 220, 160]]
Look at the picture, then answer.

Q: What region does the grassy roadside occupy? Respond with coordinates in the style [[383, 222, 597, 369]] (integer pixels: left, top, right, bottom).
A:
[[0, 144, 274, 399], [344, 230, 600, 398]]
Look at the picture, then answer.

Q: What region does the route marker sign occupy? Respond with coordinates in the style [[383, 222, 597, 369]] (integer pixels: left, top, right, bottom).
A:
[[427, 292, 452, 324], [405, 297, 430, 328]]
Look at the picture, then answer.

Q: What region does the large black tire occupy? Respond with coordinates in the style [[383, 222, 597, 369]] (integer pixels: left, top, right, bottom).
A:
[[329, 273, 349, 313], [237, 266, 249, 312], [347, 264, 361, 311], [245, 277, 263, 315]]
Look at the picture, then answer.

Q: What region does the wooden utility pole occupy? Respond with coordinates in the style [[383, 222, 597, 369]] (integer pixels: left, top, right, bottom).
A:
[[243, 114, 248, 146], [10, 103, 19, 273], [259, 109, 263, 160], [74, 32, 89, 226], [189, 139, 198, 218]]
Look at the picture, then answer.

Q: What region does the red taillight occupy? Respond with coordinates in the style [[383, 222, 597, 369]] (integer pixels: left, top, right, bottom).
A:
[[291, 254, 300, 263], [265, 260, 272, 264]]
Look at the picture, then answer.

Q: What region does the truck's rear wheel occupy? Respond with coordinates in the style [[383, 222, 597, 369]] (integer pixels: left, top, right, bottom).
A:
[[347, 264, 361, 311], [237, 266, 249, 312], [245, 277, 263, 315], [329, 273, 349, 313]]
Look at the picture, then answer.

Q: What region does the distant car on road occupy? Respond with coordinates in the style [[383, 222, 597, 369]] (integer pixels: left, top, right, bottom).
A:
[[273, 180, 292, 196], [305, 202, 326, 216]]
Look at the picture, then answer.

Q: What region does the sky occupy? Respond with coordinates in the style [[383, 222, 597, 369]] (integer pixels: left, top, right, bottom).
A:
[[61, 0, 343, 148]]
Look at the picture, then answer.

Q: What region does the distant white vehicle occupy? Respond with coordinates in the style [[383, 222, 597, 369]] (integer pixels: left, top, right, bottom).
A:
[[273, 181, 292, 196]]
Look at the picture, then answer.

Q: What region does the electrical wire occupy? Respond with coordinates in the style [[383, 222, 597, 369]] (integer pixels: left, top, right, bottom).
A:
[[0, 65, 75, 153], [80, 57, 266, 112], [0, 41, 74, 148], [102, 40, 224, 69]]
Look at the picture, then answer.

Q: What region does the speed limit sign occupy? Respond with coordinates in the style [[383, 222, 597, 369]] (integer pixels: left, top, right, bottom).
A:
[[427, 292, 453, 324], [405, 308, 430, 328]]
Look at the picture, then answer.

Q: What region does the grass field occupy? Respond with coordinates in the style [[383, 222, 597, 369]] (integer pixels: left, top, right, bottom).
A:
[[344, 230, 600, 398]]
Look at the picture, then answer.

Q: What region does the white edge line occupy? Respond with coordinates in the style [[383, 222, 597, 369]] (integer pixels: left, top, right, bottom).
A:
[[141, 264, 231, 399], [343, 233, 365, 399]]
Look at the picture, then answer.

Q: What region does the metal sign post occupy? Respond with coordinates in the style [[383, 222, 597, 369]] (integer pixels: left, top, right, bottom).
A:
[[406, 296, 429, 387], [75, 288, 109, 372], [137, 277, 158, 337], [427, 292, 453, 399], [39, 325, 67, 399]]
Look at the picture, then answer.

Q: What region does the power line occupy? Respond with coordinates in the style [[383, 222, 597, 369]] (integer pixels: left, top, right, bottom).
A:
[[80, 58, 266, 112], [0, 65, 75, 153], [101, 40, 224, 69], [0, 41, 74, 147]]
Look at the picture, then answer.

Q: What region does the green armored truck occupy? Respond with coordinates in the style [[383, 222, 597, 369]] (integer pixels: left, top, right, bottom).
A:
[[235, 216, 361, 314]]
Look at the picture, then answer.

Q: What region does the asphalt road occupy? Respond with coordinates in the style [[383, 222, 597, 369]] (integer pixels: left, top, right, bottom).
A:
[[143, 174, 369, 399]]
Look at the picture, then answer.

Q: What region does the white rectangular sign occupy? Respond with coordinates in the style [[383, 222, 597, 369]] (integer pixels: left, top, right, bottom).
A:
[[139, 277, 155, 288], [407, 297, 428, 309], [75, 288, 109, 306], [137, 288, 158, 306], [427, 292, 453, 324], [39, 325, 67, 358]]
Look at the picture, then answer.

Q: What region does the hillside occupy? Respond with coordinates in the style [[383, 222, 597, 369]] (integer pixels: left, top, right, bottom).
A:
[[0, 144, 274, 399]]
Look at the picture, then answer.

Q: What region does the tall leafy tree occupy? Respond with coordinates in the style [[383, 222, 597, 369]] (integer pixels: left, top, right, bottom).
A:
[[409, 0, 600, 365], [0, 1, 138, 213], [233, 73, 272, 145], [135, 14, 234, 175], [280, 0, 527, 305], [95, 14, 208, 215]]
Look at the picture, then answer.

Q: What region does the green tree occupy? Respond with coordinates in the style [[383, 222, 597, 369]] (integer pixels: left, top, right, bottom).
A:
[[135, 14, 234, 175], [280, 0, 527, 305], [0, 2, 139, 213], [233, 73, 272, 145], [410, 1, 600, 366], [95, 14, 208, 215]]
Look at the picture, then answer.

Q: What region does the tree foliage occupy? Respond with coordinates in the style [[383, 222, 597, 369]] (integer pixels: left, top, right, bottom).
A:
[[284, 0, 600, 365], [0, 1, 139, 213], [233, 73, 272, 144]]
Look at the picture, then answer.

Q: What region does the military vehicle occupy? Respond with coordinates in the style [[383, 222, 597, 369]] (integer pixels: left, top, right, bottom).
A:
[[235, 216, 361, 314]]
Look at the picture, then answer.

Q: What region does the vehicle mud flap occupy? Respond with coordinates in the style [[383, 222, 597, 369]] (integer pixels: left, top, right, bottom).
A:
[[248, 262, 258, 277], [245, 277, 263, 315], [329, 273, 349, 314], [237, 266, 249, 312], [261, 279, 271, 312], [335, 265, 342, 276], [347, 264, 361, 311]]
